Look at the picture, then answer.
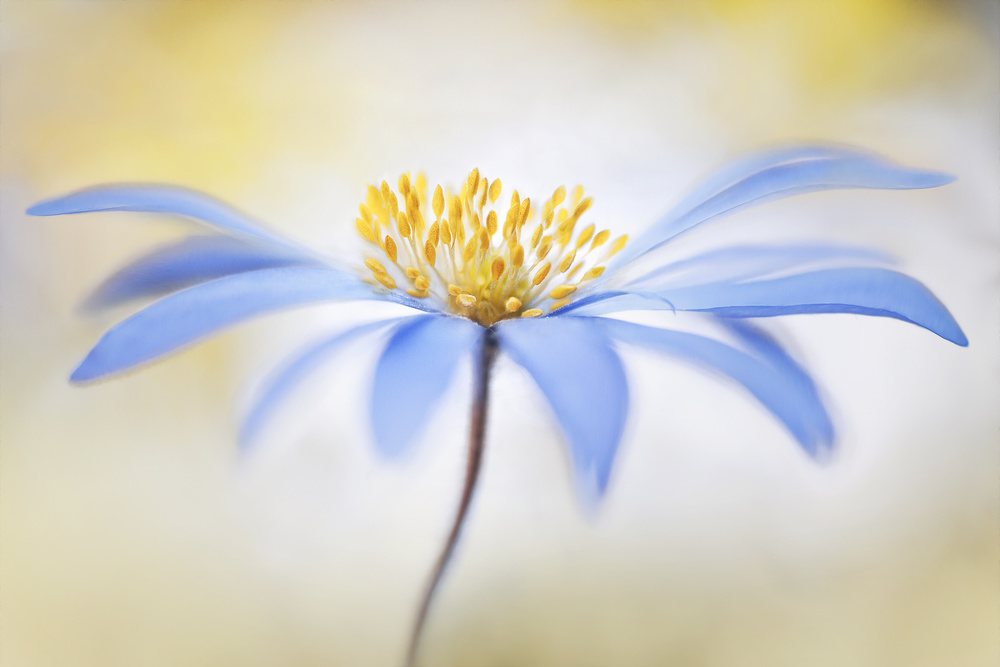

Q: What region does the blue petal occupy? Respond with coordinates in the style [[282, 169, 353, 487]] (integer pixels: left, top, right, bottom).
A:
[[27, 184, 298, 248], [240, 317, 410, 450], [370, 315, 484, 458], [662, 268, 968, 345], [626, 243, 893, 291], [593, 317, 833, 457], [72, 267, 433, 383], [83, 235, 319, 310], [494, 316, 629, 503], [621, 146, 954, 262]]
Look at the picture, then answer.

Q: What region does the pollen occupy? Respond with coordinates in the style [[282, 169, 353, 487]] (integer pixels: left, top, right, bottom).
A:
[[353, 170, 626, 325]]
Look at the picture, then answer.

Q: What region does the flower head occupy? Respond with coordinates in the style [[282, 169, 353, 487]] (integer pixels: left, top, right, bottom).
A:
[[27, 145, 967, 500]]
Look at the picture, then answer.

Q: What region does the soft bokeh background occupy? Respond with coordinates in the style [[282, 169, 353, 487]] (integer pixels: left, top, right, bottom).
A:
[[2, 1, 997, 665]]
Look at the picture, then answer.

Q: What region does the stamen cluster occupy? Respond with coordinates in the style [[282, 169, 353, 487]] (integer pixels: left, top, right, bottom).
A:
[[354, 168, 628, 326]]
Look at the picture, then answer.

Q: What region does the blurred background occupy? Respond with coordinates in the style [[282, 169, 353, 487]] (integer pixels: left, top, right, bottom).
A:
[[1, 1, 997, 665]]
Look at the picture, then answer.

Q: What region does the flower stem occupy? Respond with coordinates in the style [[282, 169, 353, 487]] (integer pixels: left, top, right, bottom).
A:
[[404, 328, 499, 667]]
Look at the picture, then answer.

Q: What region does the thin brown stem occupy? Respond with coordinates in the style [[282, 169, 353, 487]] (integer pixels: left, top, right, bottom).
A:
[[404, 328, 499, 667]]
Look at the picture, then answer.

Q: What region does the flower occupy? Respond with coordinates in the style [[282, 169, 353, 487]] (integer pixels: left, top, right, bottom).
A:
[[28, 144, 967, 664], [28, 144, 967, 494]]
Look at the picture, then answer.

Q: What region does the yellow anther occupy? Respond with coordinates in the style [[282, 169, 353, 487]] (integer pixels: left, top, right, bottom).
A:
[[489, 179, 502, 203], [486, 210, 498, 236], [387, 190, 399, 219], [359, 204, 372, 224], [491, 257, 505, 281], [366, 186, 384, 215], [477, 177, 489, 209], [397, 212, 411, 238], [510, 190, 520, 216], [531, 224, 543, 249], [552, 185, 566, 207], [384, 236, 398, 263], [365, 258, 387, 274], [479, 228, 490, 251], [571, 185, 584, 207], [447, 284, 463, 297], [406, 288, 428, 298], [550, 284, 577, 299], [450, 195, 463, 222], [583, 266, 605, 280], [537, 237, 552, 260], [356, 218, 375, 242], [398, 173, 411, 196], [574, 196, 592, 217], [609, 234, 628, 256], [454, 221, 465, 245], [505, 297, 522, 312], [427, 221, 440, 247], [591, 229, 610, 249], [532, 261, 551, 285], [414, 275, 430, 290], [550, 298, 571, 311], [521, 309, 543, 318], [457, 293, 477, 308], [381, 181, 392, 205], [440, 220, 452, 245], [575, 224, 595, 249], [432, 185, 444, 219], [469, 212, 481, 231], [374, 272, 396, 289], [511, 244, 524, 267], [565, 262, 583, 280], [415, 173, 427, 202], [517, 198, 531, 227], [463, 237, 478, 263], [467, 169, 480, 199], [405, 266, 421, 280], [559, 251, 576, 273], [424, 241, 436, 265]]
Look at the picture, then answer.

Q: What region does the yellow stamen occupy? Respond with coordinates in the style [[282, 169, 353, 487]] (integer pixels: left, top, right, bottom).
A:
[[457, 293, 477, 308], [414, 276, 430, 290], [374, 272, 396, 289], [521, 309, 543, 318], [550, 284, 576, 299], [505, 297, 522, 312], [365, 259, 387, 274], [384, 236, 398, 263]]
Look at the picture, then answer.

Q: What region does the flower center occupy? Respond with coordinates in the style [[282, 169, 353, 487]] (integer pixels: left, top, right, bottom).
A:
[[355, 169, 627, 326]]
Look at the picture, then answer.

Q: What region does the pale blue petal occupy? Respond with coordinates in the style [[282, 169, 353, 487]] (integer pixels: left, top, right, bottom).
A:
[[240, 318, 410, 450], [621, 147, 954, 262], [557, 290, 677, 317], [662, 268, 968, 345], [83, 235, 319, 310], [593, 317, 833, 457], [72, 267, 434, 383], [494, 316, 628, 503], [625, 243, 893, 291], [27, 184, 297, 248], [370, 315, 484, 458]]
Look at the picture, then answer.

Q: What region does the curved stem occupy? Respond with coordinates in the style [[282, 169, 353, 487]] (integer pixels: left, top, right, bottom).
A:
[[404, 328, 499, 667]]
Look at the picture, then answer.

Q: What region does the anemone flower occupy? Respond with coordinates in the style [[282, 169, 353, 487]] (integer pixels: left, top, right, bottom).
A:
[[28, 145, 967, 666]]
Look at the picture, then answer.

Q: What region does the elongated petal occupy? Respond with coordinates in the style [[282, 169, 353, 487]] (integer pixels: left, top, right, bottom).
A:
[[72, 267, 433, 383], [27, 184, 296, 248], [83, 235, 319, 310], [240, 318, 410, 450], [593, 317, 833, 457], [662, 268, 968, 345], [625, 243, 893, 291], [370, 315, 484, 458], [621, 147, 954, 262], [495, 316, 629, 503]]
